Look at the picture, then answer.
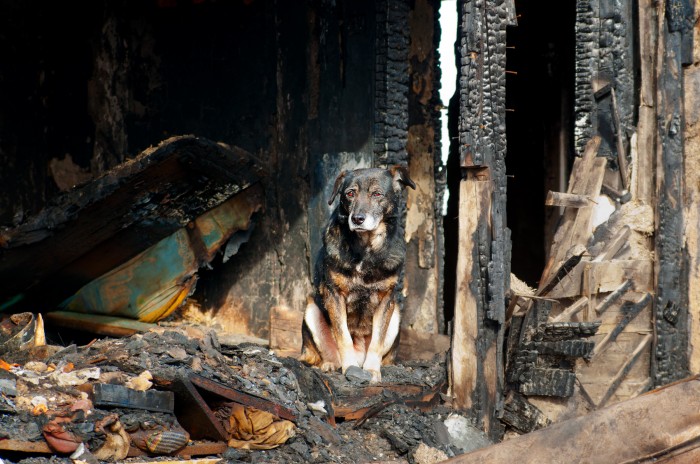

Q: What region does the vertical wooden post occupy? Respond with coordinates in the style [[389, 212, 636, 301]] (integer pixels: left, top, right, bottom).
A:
[[450, 174, 493, 425], [453, 0, 510, 439], [652, 0, 691, 386]]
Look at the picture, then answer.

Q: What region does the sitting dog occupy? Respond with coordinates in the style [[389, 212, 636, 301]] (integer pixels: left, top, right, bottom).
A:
[[300, 165, 415, 383]]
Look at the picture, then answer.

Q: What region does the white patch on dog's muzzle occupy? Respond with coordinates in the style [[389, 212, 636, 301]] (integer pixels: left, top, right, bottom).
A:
[[348, 214, 379, 232]]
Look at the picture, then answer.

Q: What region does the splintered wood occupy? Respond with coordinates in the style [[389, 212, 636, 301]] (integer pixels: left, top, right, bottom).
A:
[[506, 133, 656, 427]]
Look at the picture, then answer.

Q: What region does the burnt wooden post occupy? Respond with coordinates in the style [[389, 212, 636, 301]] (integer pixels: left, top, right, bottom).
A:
[[652, 0, 693, 386], [450, 0, 511, 439]]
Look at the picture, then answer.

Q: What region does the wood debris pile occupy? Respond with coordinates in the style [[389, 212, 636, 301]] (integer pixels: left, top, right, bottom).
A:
[[0, 313, 491, 464]]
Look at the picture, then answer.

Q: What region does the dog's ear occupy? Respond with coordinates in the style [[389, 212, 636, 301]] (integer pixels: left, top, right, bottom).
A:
[[389, 165, 416, 191], [328, 170, 347, 205]]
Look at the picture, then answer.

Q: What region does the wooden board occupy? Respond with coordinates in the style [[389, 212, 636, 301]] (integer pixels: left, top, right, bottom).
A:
[[545, 259, 654, 299], [450, 177, 495, 431], [444, 376, 700, 464], [539, 136, 605, 288]]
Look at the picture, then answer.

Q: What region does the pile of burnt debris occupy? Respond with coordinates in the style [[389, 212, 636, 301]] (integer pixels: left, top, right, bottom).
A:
[[0, 312, 491, 464]]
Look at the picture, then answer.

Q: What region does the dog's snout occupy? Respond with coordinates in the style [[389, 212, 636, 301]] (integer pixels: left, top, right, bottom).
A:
[[351, 214, 366, 225]]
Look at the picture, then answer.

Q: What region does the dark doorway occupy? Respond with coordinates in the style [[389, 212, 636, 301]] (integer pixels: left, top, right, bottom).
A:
[[505, 0, 576, 287]]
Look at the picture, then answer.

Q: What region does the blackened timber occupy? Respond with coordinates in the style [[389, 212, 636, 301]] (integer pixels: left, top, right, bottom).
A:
[[93, 383, 175, 413], [506, 350, 537, 385], [455, 0, 510, 439], [542, 321, 601, 341], [524, 340, 595, 360], [519, 368, 576, 397], [519, 299, 552, 344], [653, 3, 690, 385], [501, 392, 551, 434]]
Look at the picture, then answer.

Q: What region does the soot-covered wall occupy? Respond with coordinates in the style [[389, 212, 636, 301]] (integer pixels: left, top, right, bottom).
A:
[[1, 0, 449, 345]]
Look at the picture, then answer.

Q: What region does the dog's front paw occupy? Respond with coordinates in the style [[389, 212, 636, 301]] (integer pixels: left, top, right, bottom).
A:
[[363, 353, 382, 383], [365, 369, 381, 384], [320, 361, 340, 372], [340, 349, 361, 374]]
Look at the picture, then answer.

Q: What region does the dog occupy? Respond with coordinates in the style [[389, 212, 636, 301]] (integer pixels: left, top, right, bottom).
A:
[[300, 165, 415, 383]]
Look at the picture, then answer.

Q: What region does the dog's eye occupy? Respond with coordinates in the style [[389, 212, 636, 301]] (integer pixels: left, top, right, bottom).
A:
[[346, 191, 355, 198], [372, 192, 383, 198]]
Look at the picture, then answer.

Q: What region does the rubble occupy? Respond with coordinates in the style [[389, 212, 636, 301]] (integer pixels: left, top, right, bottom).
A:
[[0, 314, 491, 464]]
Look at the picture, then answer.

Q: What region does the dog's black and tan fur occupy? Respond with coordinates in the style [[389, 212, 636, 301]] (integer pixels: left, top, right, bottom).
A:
[[300, 166, 415, 383]]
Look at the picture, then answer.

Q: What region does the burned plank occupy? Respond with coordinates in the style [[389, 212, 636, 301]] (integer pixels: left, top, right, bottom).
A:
[[524, 340, 595, 360], [519, 300, 553, 344], [541, 321, 601, 341], [500, 392, 551, 434], [654, 0, 691, 386], [519, 368, 576, 397], [506, 350, 537, 385]]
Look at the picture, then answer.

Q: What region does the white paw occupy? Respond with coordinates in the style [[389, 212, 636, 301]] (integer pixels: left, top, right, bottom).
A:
[[340, 346, 361, 374], [366, 369, 382, 384], [363, 352, 382, 383]]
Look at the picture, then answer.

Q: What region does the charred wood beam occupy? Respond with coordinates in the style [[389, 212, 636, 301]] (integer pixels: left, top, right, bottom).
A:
[[523, 340, 595, 361], [500, 391, 551, 434], [519, 368, 576, 398], [653, 0, 691, 387], [541, 321, 601, 341]]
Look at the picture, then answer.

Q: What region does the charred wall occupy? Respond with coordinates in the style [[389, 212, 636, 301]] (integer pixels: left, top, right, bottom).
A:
[[0, 0, 445, 343]]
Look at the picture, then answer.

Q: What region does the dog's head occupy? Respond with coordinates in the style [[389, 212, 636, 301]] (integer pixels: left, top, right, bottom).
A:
[[328, 165, 416, 232]]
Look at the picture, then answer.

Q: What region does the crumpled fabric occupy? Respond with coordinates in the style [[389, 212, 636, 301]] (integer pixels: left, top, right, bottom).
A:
[[226, 403, 295, 450]]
